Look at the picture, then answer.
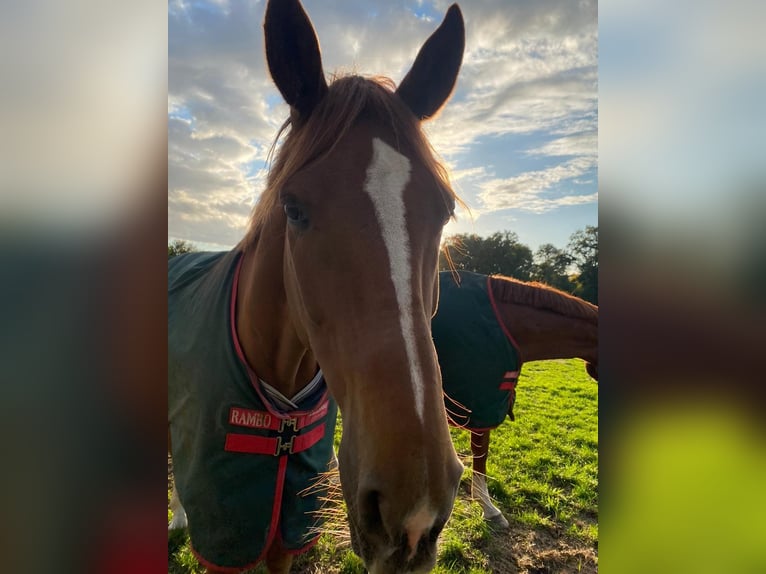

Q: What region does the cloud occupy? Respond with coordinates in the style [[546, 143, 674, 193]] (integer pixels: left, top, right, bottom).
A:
[[478, 157, 597, 214], [168, 112, 266, 243], [426, 24, 597, 156], [168, 0, 597, 245], [449, 165, 491, 184], [527, 131, 598, 159]]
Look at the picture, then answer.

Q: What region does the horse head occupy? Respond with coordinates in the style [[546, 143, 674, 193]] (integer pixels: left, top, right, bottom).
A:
[[258, 1, 465, 571]]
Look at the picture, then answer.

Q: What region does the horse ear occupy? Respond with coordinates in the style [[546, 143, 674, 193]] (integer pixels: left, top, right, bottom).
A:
[[264, 0, 328, 120], [396, 4, 465, 121]]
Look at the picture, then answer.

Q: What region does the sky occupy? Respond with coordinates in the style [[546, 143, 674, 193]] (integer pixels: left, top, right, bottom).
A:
[[168, 0, 597, 253]]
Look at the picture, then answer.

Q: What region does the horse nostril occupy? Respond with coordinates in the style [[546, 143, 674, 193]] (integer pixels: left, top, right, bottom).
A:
[[360, 489, 384, 535], [428, 518, 447, 545]]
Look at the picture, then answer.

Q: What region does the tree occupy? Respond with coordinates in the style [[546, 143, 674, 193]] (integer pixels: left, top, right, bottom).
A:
[[567, 225, 598, 304], [440, 231, 534, 280], [531, 243, 574, 292], [168, 239, 196, 259]]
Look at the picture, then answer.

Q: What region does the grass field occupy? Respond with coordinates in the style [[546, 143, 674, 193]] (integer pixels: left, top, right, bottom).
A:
[[169, 358, 598, 573]]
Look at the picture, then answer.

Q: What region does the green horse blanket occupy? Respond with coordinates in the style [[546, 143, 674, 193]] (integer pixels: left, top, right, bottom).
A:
[[168, 251, 337, 571], [433, 271, 523, 430]]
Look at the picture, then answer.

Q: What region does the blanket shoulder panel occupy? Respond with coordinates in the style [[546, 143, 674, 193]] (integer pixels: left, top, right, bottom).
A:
[[434, 271, 520, 429], [168, 250, 337, 569]]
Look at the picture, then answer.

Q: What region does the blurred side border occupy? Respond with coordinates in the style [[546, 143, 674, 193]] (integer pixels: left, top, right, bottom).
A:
[[600, 0, 766, 571], [0, 1, 168, 573]]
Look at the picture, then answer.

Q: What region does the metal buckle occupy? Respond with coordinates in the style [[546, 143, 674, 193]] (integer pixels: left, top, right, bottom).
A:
[[275, 435, 296, 456], [279, 417, 298, 432]]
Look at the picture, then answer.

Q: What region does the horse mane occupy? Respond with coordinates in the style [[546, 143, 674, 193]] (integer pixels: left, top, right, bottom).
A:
[[240, 74, 461, 247], [488, 274, 598, 324]]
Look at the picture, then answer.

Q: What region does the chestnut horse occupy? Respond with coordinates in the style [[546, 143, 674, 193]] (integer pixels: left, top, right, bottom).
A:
[[168, 2, 465, 573], [433, 271, 598, 528]]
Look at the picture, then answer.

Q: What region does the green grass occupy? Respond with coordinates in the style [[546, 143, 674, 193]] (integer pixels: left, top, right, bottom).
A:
[[169, 359, 598, 572], [508, 361, 597, 539]]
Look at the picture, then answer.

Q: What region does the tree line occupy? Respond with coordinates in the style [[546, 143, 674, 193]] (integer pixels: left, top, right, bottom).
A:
[[169, 225, 598, 304], [439, 226, 598, 304]]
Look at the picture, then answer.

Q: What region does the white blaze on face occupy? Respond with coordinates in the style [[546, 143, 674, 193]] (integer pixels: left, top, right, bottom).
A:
[[363, 137, 424, 422]]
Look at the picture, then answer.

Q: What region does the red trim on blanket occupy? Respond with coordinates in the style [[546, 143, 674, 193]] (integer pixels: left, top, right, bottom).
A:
[[229, 252, 330, 422], [190, 547, 257, 574], [486, 275, 524, 364], [189, 256, 328, 572], [278, 529, 322, 556], [229, 252, 247, 367], [286, 537, 321, 556], [299, 400, 331, 428], [295, 422, 326, 451], [188, 455, 289, 572], [198, 531, 321, 572], [224, 433, 280, 455], [499, 381, 517, 391], [229, 400, 330, 431], [224, 423, 327, 456], [269, 455, 290, 557]]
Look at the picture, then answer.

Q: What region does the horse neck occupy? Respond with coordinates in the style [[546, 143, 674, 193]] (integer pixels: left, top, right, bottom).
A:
[[235, 223, 317, 399], [497, 300, 598, 365]]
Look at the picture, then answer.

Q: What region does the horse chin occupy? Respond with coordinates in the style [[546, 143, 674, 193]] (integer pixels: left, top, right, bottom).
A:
[[348, 519, 437, 574], [367, 552, 438, 574]]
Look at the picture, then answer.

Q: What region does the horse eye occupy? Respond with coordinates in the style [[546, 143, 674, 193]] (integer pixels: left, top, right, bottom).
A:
[[283, 202, 308, 229]]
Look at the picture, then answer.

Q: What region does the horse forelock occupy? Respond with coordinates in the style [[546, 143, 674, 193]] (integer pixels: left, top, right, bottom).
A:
[[488, 275, 598, 324], [240, 74, 460, 247]]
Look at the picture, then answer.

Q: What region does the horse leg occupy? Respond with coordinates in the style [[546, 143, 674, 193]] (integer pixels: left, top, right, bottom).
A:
[[264, 538, 293, 574], [168, 427, 188, 529], [470, 430, 509, 529], [168, 483, 188, 530]]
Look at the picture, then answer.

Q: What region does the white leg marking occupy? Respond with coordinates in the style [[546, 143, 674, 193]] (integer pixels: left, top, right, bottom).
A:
[[169, 483, 188, 530], [471, 472, 506, 524], [363, 138, 425, 421]]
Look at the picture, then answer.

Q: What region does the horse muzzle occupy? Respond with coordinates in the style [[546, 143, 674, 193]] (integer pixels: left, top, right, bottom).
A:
[[349, 513, 446, 574], [344, 454, 463, 573]]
